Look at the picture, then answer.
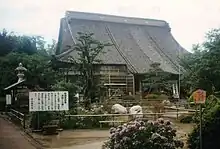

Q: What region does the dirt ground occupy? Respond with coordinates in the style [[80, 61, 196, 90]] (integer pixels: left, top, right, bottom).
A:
[[175, 122, 195, 149], [31, 129, 109, 148], [31, 120, 194, 149], [0, 113, 194, 149], [0, 117, 38, 149]]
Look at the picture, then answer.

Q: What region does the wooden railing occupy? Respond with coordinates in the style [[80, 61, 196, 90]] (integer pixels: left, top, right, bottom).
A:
[[65, 112, 191, 117], [65, 111, 194, 121], [7, 109, 26, 129]]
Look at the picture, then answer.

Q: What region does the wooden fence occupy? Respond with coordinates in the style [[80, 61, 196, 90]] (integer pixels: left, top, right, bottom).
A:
[[7, 109, 26, 129], [65, 109, 195, 122]]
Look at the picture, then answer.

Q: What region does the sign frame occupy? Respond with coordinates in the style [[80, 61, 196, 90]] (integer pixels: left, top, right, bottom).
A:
[[192, 89, 206, 104], [6, 94, 12, 105], [29, 91, 69, 112]]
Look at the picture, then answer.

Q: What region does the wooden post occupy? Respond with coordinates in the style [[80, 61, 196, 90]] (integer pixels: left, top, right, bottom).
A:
[[59, 112, 61, 129], [199, 104, 203, 149], [176, 103, 179, 120], [113, 115, 115, 127], [37, 112, 40, 130], [132, 74, 135, 96], [23, 114, 25, 129], [139, 79, 142, 104], [191, 89, 206, 149], [108, 71, 111, 97]]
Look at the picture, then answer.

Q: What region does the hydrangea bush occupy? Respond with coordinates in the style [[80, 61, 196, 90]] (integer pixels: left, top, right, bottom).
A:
[[103, 118, 184, 149]]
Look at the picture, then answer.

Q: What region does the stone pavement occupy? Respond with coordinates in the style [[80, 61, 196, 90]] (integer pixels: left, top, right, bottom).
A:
[[0, 116, 39, 149]]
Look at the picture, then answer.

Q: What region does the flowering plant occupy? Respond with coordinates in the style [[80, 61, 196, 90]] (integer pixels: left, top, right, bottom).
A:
[[103, 118, 184, 149]]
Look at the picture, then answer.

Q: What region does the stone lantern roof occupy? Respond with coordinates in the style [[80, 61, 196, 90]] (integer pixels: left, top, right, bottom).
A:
[[4, 63, 27, 91], [15, 63, 27, 82]]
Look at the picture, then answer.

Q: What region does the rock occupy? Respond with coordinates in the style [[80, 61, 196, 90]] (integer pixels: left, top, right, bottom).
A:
[[129, 105, 143, 119], [111, 104, 127, 114]]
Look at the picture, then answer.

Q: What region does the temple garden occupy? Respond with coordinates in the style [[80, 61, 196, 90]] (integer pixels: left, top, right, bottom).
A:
[[1, 26, 220, 149]]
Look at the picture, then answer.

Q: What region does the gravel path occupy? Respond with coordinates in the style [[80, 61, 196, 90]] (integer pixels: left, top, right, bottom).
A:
[[0, 117, 37, 149]]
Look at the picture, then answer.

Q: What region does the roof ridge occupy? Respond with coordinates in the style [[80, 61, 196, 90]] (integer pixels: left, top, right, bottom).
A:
[[55, 48, 74, 59], [144, 30, 180, 72], [66, 11, 166, 22], [66, 11, 169, 27], [127, 30, 154, 66], [104, 24, 138, 73]]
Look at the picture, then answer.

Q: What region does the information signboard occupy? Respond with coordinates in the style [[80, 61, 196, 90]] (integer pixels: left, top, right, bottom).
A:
[[193, 89, 206, 104], [6, 94, 11, 105], [29, 91, 69, 112]]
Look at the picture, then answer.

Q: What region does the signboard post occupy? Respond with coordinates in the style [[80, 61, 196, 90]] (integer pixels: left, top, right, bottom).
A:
[[192, 89, 206, 149]]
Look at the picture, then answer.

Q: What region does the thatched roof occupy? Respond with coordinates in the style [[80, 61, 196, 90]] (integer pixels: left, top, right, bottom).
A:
[[56, 11, 187, 74]]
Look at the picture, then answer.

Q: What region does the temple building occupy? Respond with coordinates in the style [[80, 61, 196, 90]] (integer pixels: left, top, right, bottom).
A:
[[55, 11, 187, 99]]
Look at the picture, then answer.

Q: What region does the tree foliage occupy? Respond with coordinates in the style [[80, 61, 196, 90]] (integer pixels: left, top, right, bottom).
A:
[[143, 62, 175, 97], [68, 32, 111, 108], [0, 29, 37, 55], [181, 28, 220, 94], [51, 80, 79, 109], [184, 28, 220, 149], [0, 52, 59, 94], [0, 29, 57, 56], [188, 95, 220, 149], [0, 29, 59, 96]]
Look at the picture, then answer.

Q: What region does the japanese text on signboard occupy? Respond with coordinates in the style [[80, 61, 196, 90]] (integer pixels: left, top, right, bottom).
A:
[[193, 89, 206, 104], [29, 91, 69, 112]]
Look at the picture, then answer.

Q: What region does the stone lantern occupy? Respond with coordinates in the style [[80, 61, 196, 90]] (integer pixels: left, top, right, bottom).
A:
[[15, 63, 27, 82]]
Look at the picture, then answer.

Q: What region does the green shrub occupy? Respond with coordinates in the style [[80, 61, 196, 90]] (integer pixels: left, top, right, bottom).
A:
[[103, 119, 184, 149], [179, 115, 193, 123], [30, 111, 58, 129], [146, 94, 160, 99], [61, 117, 78, 129], [61, 105, 109, 129], [122, 95, 135, 101], [193, 95, 219, 123], [188, 95, 220, 149]]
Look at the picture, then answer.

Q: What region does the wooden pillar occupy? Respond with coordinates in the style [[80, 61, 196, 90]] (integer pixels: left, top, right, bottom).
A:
[[108, 71, 111, 97], [126, 74, 128, 93], [132, 74, 135, 96], [65, 68, 69, 82], [139, 79, 142, 100], [11, 89, 15, 106]]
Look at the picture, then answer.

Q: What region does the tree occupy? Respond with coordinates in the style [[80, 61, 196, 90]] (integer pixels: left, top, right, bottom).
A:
[[143, 62, 174, 97], [0, 29, 57, 56], [69, 32, 111, 109], [181, 28, 220, 95], [35, 36, 57, 56], [0, 29, 38, 55], [51, 80, 79, 109], [0, 30, 59, 95], [0, 29, 18, 56], [182, 28, 220, 148], [0, 52, 58, 95], [46, 39, 57, 56]]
